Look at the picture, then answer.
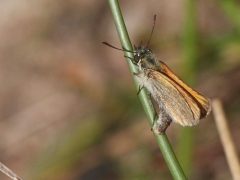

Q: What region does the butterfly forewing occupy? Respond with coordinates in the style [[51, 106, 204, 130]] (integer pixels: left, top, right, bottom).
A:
[[159, 61, 211, 118], [135, 69, 201, 126]]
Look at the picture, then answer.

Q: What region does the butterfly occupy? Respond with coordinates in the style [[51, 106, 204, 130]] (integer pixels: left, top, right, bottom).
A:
[[133, 62, 211, 134], [103, 15, 211, 134]]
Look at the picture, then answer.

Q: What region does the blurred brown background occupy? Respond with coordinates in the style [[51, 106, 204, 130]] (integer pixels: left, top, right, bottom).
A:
[[0, 0, 240, 179]]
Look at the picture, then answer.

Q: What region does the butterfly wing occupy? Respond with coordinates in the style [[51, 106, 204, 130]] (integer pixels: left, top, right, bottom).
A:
[[135, 69, 203, 126], [159, 61, 211, 118]]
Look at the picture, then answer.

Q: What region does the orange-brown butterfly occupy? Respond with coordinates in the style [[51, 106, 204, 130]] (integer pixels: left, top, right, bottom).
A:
[[103, 15, 211, 134]]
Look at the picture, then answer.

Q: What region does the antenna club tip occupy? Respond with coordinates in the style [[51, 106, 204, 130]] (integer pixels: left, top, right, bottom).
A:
[[102, 42, 110, 46]]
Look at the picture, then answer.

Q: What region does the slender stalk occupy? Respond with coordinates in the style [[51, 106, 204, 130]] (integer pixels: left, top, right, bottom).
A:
[[107, 0, 186, 179], [0, 162, 22, 180], [212, 99, 240, 180]]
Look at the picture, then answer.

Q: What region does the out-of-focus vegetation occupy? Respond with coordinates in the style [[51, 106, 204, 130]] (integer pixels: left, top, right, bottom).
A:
[[0, 1, 240, 180]]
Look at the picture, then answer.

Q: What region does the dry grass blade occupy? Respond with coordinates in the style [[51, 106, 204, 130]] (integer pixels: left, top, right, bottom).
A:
[[212, 99, 240, 180], [0, 162, 22, 180]]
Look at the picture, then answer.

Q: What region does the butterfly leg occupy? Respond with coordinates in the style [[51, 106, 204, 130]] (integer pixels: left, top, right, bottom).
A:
[[151, 112, 158, 131], [137, 86, 144, 95], [124, 56, 137, 65], [133, 72, 145, 95]]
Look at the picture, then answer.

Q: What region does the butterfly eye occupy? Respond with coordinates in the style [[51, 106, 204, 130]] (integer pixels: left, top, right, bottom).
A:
[[147, 49, 152, 53], [134, 54, 141, 64]]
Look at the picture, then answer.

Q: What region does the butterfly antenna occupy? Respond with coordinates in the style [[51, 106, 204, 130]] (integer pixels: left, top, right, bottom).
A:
[[102, 42, 134, 53], [146, 15, 156, 48]]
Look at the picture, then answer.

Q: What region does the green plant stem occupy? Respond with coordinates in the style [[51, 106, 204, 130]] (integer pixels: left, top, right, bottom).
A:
[[107, 0, 186, 179]]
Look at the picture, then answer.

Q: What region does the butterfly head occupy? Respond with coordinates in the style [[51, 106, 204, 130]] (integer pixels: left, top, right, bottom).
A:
[[133, 45, 152, 62], [133, 44, 161, 71]]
